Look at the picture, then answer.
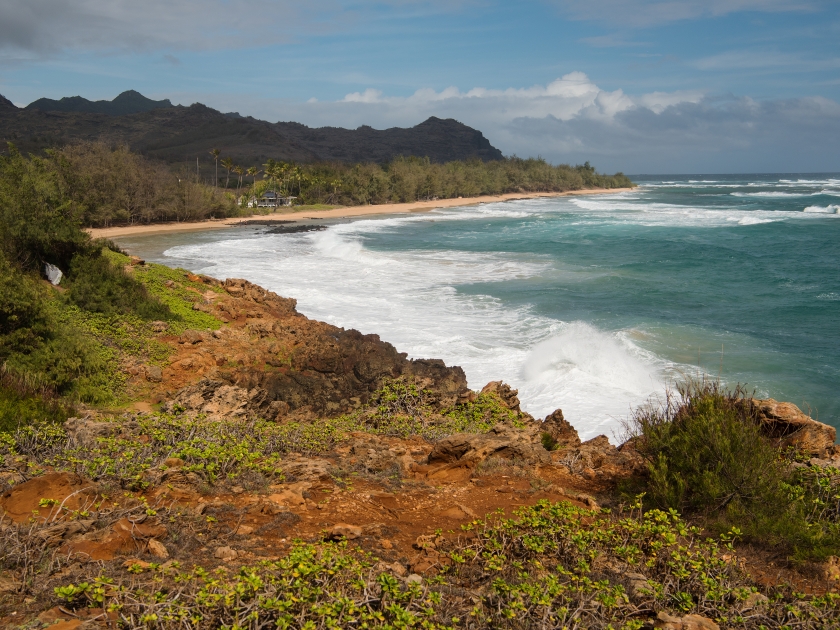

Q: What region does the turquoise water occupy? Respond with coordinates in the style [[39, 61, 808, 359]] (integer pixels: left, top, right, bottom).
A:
[[117, 174, 840, 440]]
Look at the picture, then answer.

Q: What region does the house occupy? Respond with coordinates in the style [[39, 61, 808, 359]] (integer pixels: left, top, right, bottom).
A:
[[245, 190, 297, 208]]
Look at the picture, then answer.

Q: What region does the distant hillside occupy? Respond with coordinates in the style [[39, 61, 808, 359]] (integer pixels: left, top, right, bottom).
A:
[[274, 117, 503, 163], [0, 91, 504, 165], [25, 90, 173, 116], [0, 94, 15, 110]]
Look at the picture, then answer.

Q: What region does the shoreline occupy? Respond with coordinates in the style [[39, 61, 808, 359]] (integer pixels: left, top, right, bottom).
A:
[[86, 187, 633, 239]]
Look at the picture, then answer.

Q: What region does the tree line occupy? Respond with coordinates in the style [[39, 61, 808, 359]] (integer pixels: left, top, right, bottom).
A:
[[231, 154, 633, 207], [0, 141, 633, 228]]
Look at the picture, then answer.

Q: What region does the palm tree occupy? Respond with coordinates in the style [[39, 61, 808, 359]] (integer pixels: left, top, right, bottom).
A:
[[209, 148, 221, 188], [221, 157, 234, 189], [233, 165, 244, 191], [247, 166, 260, 188]]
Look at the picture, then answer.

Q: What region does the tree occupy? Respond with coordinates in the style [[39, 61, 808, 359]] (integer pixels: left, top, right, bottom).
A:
[[246, 166, 260, 189], [221, 157, 234, 189], [233, 165, 244, 191], [210, 148, 221, 188]]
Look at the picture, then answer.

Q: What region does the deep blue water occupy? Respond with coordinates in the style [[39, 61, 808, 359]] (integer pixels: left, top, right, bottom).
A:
[[117, 174, 840, 439]]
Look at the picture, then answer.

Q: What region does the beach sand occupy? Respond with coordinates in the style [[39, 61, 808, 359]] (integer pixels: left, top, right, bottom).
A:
[[86, 187, 634, 239]]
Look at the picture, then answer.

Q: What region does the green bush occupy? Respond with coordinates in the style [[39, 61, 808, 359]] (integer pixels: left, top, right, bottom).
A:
[[0, 367, 69, 433], [0, 254, 52, 357], [630, 382, 782, 513], [0, 253, 121, 405], [0, 144, 88, 271], [66, 249, 173, 321], [627, 380, 840, 561]]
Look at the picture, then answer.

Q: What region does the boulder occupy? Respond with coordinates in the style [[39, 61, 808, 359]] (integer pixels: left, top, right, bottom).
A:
[[145, 365, 163, 382], [165, 379, 282, 420], [744, 398, 836, 455], [282, 457, 332, 481], [425, 423, 549, 471], [654, 611, 719, 630], [556, 435, 645, 479], [328, 523, 362, 540], [147, 539, 169, 559], [214, 546, 238, 560]]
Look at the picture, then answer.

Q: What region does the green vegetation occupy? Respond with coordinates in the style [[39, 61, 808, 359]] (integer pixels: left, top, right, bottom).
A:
[[52, 500, 838, 629], [257, 155, 633, 207], [66, 248, 172, 320], [626, 381, 840, 562], [2, 141, 634, 229], [0, 367, 69, 433], [0, 380, 526, 491], [49, 142, 237, 226], [362, 377, 524, 439], [0, 143, 191, 413]]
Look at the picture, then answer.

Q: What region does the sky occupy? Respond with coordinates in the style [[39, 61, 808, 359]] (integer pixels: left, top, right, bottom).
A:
[[0, 0, 838, 174]]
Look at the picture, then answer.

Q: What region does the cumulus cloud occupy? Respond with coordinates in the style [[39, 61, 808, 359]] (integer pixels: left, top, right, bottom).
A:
[[335, 73, 681, 123], [251, 72, 839, 173]]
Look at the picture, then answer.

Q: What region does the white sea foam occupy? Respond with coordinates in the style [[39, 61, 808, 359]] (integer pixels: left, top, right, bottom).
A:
[[154, 189, 838, 439], [731, 191, 815, 198], [732, 216, 778, 225], [804, 205, 840, 214], [163, 213, 668, 441]]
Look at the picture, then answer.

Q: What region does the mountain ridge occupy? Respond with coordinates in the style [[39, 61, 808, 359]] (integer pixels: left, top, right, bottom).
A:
[[0, 90, 504, 164], [24, 89, 173, 116]]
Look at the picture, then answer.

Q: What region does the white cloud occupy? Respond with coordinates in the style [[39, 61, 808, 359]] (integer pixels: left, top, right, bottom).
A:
[[331, 72, 699, 124], [237, 72, 839, 173], [343, 88, 385, 103]]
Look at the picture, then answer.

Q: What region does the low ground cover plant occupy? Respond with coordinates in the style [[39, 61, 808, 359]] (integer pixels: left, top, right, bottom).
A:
[[52, 500, 839, 629]]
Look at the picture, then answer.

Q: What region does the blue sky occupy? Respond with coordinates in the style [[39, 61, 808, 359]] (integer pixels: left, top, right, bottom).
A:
[[1, 0, 838, 173]]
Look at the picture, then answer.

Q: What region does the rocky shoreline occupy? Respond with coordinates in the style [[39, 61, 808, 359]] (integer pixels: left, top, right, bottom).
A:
[[1, 264, 838, 628]]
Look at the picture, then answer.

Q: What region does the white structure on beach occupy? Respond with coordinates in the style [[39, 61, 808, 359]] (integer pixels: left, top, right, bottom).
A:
[[243, 191, 297, 208]]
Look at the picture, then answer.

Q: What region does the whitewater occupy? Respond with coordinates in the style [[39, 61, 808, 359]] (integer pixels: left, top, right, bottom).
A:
[[117, 174, 840, 441]]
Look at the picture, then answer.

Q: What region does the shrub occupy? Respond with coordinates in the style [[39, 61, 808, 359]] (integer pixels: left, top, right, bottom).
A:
[[628, 381, 782, 513], [0, 367, 69, 433], [0, 144, 88, 272], [0, 254, 52, 357], [66, 249, 173, 321], [626, 380, 840, 561]]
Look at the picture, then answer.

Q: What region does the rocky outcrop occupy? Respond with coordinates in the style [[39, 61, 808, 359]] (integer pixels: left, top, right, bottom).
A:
[[424, 423, 550, 472], [743, 398, 836, 455], [164, 379, 288, 421], [540, 408, 581, 449], [480, 381, 523, 413], [149, 276, 469, 419]]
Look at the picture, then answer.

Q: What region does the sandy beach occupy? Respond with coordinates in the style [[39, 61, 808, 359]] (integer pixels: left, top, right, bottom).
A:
[[86, 188, 633, 239]]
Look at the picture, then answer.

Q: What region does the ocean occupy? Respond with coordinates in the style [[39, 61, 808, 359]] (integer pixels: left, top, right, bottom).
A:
[[115, 174, 840, 441]]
